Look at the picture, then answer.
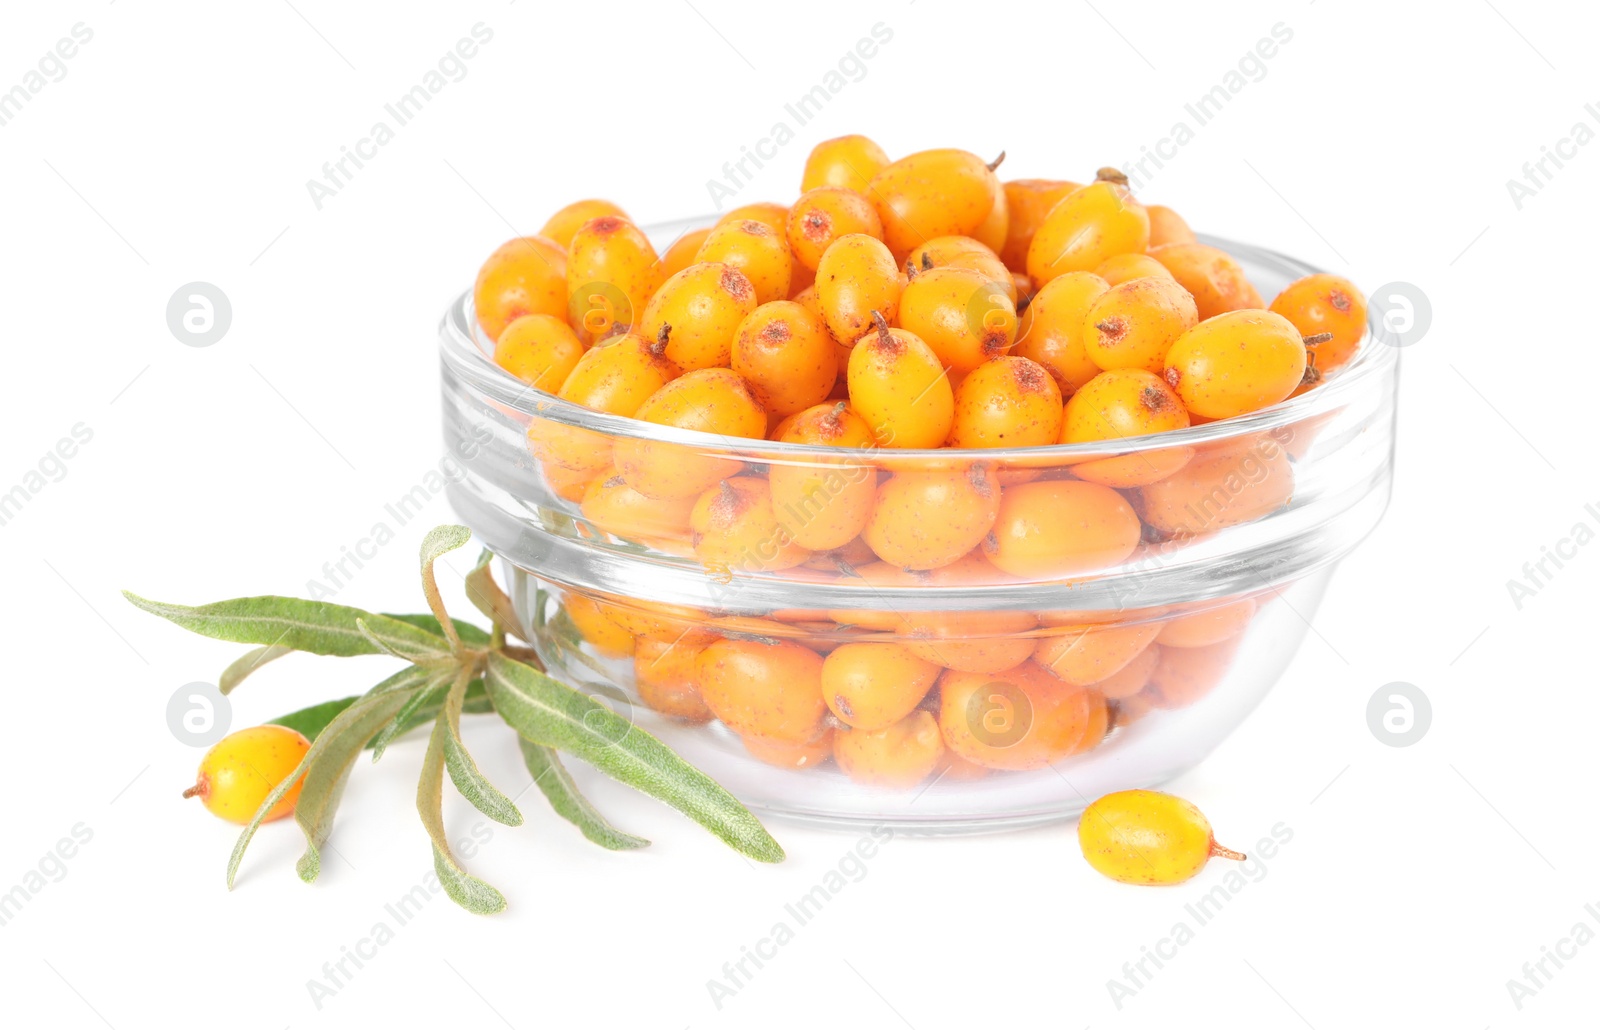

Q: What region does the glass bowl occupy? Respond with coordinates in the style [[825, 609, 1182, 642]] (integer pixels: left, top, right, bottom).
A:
[[438, 218, 1399, 832]]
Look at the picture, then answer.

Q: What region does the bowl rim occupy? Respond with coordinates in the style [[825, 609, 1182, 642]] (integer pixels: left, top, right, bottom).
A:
[[441, 230, 1399, 462]]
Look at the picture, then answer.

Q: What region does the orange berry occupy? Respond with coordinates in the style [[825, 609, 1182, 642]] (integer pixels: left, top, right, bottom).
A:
[[1083, 276, 1199, 374], [1147, 639, 1240, 708], [639, 262, 759, 372], [1146, 204, 1197, 248], [696, 219, 792, 305], [566, 217, 661, 344], [770, 402, 878, 550], [743, 727, 835, 770], [787, 187, 884, 272], [821, 642, 941, 730], [1138, 433, 1295, 535], [696, 637, 827, 743], [982, 480, 1141, 578], [689, 476, 811, 572], [730, 300, 837, 420], [949, 356, 1064, 448], [528, 333, 679, 474], [493, 314, 584, 392], [1269, 273, 1368, 373], [183, 725, 310, 825], [868, 149, 1006, 261], [1088, 643, 1160, 700], [905, 236, 1015, 301], [580, 472, 696, 543], [938, 662, 1097, 770], [633, 635, 714, 722], [834, 710, 945, 787], [801, 134, 890, 194], [657, 226, 713, 282], [1060, 369, 1192, 487], [540, 199, 627, 250], [846, 318, 954, 448], [564, 593, 635, 657], [1033, 621, 1164, 687], [900, 553, 1037, 673], [1013, 271, 1109, 397], [474, 236, 568, 341], [1148, 242, 1264, 320], [717, 202, 790, 236], [615, 368, 766, 498], [863, 464, 1001, 570], [1027, 178, 1150, 285], [1157, 596, 1257, 647], [897, 266, 1019, 375], [1000, 179, 1079, 272], [816, 233, 903, 345], [1094, 252, 1176, 287], [1163, 310, 1307, 419]]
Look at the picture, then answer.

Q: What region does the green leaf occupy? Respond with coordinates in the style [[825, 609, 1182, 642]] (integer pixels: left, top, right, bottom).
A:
[[417, 669, 508, 915], [419, 526, 473, 652], [219, 645, 293, 695], [384, 613, 491, 648], [484, 653, 783, 863], [369, 676, 453, 761], [125, 592, 450, 659], [465, 549, 524, 640], [519, 738, 649, 851], [268, 679, 493, 750], [228, 665, 432, 889], [442, 671, 522, 826], [355, 617, 454, 664], [269, 696, 358, 741]]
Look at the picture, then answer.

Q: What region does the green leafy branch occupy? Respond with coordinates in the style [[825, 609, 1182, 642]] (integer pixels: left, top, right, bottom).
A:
[[126, 525, 783, 915]]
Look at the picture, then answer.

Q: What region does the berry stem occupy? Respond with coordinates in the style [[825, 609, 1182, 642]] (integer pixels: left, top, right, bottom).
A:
[[182, 778, 207, 800], [1209, 838, 1247, 861], [987, 150, 1006, 172]]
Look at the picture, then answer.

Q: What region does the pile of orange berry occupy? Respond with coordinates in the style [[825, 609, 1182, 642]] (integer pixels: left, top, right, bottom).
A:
[[468, 134, 1369, 788]]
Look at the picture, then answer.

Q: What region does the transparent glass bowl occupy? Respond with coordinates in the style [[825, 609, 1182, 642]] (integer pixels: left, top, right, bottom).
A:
[[439, 220, 1399, 831]]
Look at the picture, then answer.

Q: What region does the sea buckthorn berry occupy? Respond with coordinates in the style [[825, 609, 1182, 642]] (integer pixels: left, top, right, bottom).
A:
[[816, 233, 902, 344], [901, 553, 1037, 673], [1138, 434, 1294, 535], [717, 202, 790, 236], [770, 402, 878, 550], [1145, 204, 1197, 248], [982, 480, 1141, 578], [743, 727, 834, 770], [822, 642, 941, 730], [1027, 175, 1150, 286], [1033, 621, 1163, 687], [949, 356, 1064, 448], [906, 236, 1015, 301], [863, 463, 1001, 570], [566, 217, 661, 344], [657, 226, 713, 282], [615, 368, 766, 498], [801, 133, 891, 194], [540, 199, 628, 250], [1148, 242, 1264, 320], [1079, 789, 1244, 886], [696, 637, 827, 744], [1147, 639, 1241, 708], [594, 596, 711, 640], [696, 219, 793, 305], [529, 333, 680, 474], [938, 662, 1096, 770], [846, 315, 954, 448], [475, 236, 568, 341], [834, 710, 945, 788], [493, 314, 584, 393], [543, 461, 596, 503], [1088, 643, 1160, 700], [868, 148, 1006, 260], [564, 593, 636, 657], [898, 267, 1018, 376], [639, 262, 758, 372], [1269, 273, 1368, 373], [787, 187, 884, 272], [1083, 276, 1199, 374], [1000, 179, 1079, 272], [730, 300, 837, 420], [581, 472, 696, 543], [1013, 272, 1110, 397], [633, 635, 713, 722], [689, 476, 811, 573], [827, 561, 926, 630], [1157, 597, 1257, 648], [1094, 252, 1176, 287], [1163, 310, 1307, 419], [1061, 369, 1192, 487], [183, 725, 310, 824]]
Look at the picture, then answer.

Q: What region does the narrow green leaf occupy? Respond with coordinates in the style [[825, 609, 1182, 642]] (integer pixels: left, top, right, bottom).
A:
[[384, 613, 491, 647], [370, 677, 453, 761], [268, 680, 493, 750], [125, 592, 450, 659], [269, 696, 358, 741], [219, 645, 293, 695], [419, 526, 473, 653], [228, 665, 431, 889], [465, 549, 524, 640], [484, 653, 784, 863], [355, 617, 453, 664], [441, 670, 522, 826], [418, 679, 508, 915], [519, 738, 649, 851]]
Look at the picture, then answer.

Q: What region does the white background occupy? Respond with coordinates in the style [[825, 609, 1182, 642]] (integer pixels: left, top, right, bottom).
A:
[[2, 1, 1596, 1027]]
